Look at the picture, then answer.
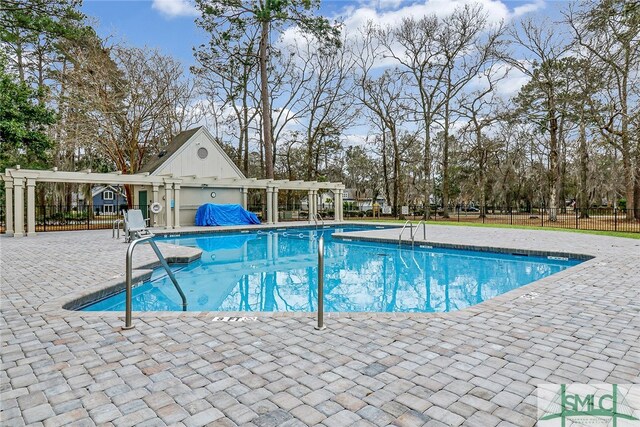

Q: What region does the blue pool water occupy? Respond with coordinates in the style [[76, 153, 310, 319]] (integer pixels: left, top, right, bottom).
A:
[[82, 225, 581, 313]]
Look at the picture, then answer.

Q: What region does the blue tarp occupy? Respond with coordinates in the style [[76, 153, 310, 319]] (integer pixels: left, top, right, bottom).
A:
[[195, 203, 261, 226]]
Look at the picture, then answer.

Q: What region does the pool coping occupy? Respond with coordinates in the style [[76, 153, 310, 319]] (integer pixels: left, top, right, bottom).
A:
[[40, 223, 599, 324], [150, 221, 396, 239], [331, 233, 594, 261]]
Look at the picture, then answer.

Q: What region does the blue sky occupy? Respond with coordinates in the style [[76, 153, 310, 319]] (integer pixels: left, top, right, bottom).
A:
[[81, 0, 566, 147], [82, 0, 562, 69]]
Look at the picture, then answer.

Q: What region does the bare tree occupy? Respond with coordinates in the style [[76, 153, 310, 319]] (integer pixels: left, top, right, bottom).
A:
[[435, 5, 505, 217], [380, 15, 444, 212], [292, 34, 358, 180], [193, 26, 260, 175], [458, 66, 509, 215], [78, 46, 195, 203], [507, 18, 570, 221], [354, 25, 409, 213], [566, 0, 640, 218]]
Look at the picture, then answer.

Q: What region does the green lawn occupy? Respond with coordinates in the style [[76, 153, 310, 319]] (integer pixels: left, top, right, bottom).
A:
[[351, 218, 640, 240]]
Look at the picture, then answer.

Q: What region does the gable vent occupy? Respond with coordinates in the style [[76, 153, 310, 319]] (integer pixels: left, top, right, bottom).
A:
[[197, 147, 209, 159]]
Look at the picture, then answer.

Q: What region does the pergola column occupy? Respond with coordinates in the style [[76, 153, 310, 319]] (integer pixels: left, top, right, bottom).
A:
[[313, 190, 318, 219], [26, 178, 36, 236], [308, 190, 314, 224], [272, 187, 279, 224], [152, 184, 159, 226], [173, 184, 181, 229], [164, 183, 173, 229], [4, 180, 14, 236], [334, 189, 341, 222], [339, 189, 344, 221], [266, 187, 273, 224], [13, 178, 24, 237], [241, 187, 248, 209]]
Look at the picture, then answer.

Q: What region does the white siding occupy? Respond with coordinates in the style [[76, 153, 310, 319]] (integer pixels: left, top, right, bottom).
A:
[[154, 131, 244, 179]]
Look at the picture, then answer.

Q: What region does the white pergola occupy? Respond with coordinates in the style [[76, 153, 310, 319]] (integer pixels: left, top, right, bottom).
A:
[[2, 168, 346, 237]]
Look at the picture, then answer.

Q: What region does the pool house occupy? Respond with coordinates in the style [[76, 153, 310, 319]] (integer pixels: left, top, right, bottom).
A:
[[1, 127, 346, 237]]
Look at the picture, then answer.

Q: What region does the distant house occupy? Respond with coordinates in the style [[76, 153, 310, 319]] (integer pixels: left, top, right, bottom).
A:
[[91, 185, 127, 215]]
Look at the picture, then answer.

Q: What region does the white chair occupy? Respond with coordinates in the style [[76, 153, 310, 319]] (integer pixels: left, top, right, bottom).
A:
[[123, 209, 152, 242]]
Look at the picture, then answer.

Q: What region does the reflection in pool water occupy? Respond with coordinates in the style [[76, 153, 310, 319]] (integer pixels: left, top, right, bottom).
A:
[[82, 226, 581, 313]]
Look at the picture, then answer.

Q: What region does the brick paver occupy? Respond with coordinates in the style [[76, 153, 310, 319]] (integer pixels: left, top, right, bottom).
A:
[[1, 225, 639, 426]]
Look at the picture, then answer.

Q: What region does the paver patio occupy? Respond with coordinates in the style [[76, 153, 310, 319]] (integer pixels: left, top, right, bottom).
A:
[[1, 224, 639, 426]]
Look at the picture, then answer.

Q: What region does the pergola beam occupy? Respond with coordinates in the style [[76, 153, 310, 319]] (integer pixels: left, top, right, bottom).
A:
[[3, 167, 345, 237]]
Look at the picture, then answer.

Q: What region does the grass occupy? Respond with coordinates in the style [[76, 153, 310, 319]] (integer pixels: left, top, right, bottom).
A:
[[350, 218, 640, 240]]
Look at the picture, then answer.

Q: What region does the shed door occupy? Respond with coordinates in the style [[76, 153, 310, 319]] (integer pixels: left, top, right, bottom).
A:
[[139, 191, 148, 219]]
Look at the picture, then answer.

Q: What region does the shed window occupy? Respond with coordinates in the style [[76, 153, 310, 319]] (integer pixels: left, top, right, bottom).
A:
[[103, 190, 114, 200], [103, 204, 115, 214]]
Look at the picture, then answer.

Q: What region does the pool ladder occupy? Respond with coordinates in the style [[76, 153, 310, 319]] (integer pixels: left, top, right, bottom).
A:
[[398, 220, 413, 246], [313, 213, 326, 238], [398, 220, 427, 247], [313, 213, 325, 230], [123, 235, 187, 329], [412, 220, 427, 245]]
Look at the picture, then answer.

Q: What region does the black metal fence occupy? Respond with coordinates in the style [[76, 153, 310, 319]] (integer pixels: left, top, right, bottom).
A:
[[35, 204, 150, 232], [344, 205, 640, 233], [1, 203, 637, 234], [248, 202, 336, 222]]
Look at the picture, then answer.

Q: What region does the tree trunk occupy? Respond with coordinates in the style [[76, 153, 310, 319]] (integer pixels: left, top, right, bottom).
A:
[[634, 150, 640, 220], [578, 120, 589, 218], [259, 20, 274, 179], [391, 127, 400, 216], [238, 90, 248, 170], [442, 107, 451, 218], [243, 107, 249, 176], [381, 131, 391, 211], [16, 36, 25, 83], [423, 116, 432, 218], [306, 133, 314, 181], [620, 74, 635, 219], [477, 126, 486, 218], [548, 104, 559, 222]]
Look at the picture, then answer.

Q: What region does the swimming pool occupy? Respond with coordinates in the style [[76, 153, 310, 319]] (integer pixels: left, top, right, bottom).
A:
[[82, 225, 581, 313]]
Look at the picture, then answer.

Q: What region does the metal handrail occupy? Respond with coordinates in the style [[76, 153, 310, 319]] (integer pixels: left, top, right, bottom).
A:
[[398, 220, 413, 245], [411, 220, 427, 246], [315, 235, 325, 330], [313, 213, 325, 231], [112, 219, 124, 239], [124, 235, 187, 329]]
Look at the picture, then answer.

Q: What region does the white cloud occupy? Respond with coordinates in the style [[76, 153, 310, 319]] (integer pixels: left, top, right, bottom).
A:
[[339, 0, 511, 31], [494, 64, 530, 97], [152, 0, 198, 18], [513, 0, 546, 17], [338, 0, 545, 31]]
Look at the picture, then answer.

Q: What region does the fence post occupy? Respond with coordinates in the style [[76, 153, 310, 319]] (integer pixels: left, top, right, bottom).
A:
[[87, 205, 90, 230], [575, 207, 578, 229], [510, 208, 513, 225], [614, 209, 617, 231], [482, 206, 485, 224], [43, 206, 46, 232]]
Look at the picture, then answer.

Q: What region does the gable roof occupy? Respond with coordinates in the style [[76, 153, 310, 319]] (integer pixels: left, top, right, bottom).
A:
[[91, 184, 125, 198], [139, 127, 203, 174]]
